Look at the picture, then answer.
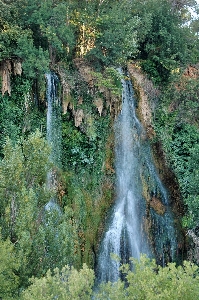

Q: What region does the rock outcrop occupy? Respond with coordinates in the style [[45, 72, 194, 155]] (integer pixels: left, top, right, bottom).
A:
[[128, 62, 159, 139], [0, 59, 22, 96]]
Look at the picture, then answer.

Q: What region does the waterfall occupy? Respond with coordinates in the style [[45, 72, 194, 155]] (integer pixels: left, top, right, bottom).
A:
[[45, 72, 62, 211], [46, 73, 62, 169], [96, 70, 177, 283]]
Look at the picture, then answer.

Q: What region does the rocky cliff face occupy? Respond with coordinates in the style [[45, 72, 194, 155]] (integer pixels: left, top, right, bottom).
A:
[[128, 62, 159, 138], [58, 59, 122, 125], [0, 59, 22, 96]]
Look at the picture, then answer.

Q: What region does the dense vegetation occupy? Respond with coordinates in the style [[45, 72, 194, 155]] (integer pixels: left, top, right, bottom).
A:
[[0, 0, 199, 298], [19, 256, 199, 299]]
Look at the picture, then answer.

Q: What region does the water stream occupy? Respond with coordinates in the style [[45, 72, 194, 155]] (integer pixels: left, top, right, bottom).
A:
[[45, 72, 62, 211], [46, 73, 62, 169], [96, 70, 177, 283]]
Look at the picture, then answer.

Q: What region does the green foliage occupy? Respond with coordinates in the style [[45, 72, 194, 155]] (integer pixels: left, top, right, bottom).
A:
[[154, 76, 199, 229], [60, 66, 116, 267], [170, 124, 199, 228], [0, 94, 23, 156], [0, 131, 80, 291], [15, 34, 50, 77], [61, 109, 114, 267], [85, 1, 139, 66], [96, 255, 199, 299], [21, 264, 94, 300], [21, 255, 199, 300], [170, 77, 199, 123], [0, 75, 46, 157], [62, 106, 110, 173], [62, 117, 97, 169], [134, 0, 198, 84], [0, 130, 51, 241], [0, 235, 20, 299], [7, 0, 69, 68], [28, 205, 79, 277], [0, 24, 24, 60], [91, 67, 122, 96], [0, 0, 74, 75], [28, 0, 75, 61], [1, 130, 51, 189], [0, 20, 49, 77], [20, 255, 199, 299], [1, 0, 198, 78]]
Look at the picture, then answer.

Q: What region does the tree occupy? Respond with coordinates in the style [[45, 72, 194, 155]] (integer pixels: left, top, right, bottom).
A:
[[0, 235, 20, 299], [85, 1, 139, 66], [95, 255, 199, 299], [21, 264, 94, 300], [13, 0, 75, 63], [0, 1, 49, 77], [133, 0, 198, 83], [0, 131, 80, 291]]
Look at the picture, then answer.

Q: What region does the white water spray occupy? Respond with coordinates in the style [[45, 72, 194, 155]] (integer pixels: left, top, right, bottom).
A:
[[45, 72, 61, 211], [96, 70, 177, 283]]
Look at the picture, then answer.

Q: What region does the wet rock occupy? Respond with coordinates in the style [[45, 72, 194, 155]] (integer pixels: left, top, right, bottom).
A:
[[150, 196, 166, 215]]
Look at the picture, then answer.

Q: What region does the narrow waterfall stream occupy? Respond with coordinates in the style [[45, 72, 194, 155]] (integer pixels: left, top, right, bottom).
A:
[[45, 72, 62, 211], [96, 71, 177, 283], [46, 73, 62, 169]]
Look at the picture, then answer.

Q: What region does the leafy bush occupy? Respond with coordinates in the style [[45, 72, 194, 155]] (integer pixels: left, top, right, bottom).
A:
[[21, 264, 94, 300], [96, 255, 199, 299], [0, 131, 80, 290], [134, 0, 197, 84], [154, 77, 199, 229], [21, 256, 199, 300]]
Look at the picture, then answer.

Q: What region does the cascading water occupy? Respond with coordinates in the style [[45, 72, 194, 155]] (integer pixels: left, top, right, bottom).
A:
[[45, 72, 62, 211], [96, 70, 178, 283], [46, 72, 62, 169], [143, 148, 177, 265]]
